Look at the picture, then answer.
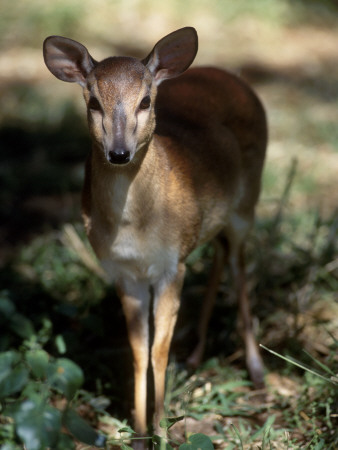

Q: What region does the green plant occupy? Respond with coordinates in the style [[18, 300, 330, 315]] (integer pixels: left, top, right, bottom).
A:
[[0, 350, 106, 449], [261, 342, 338, 446], [0, 295, 106, 450]]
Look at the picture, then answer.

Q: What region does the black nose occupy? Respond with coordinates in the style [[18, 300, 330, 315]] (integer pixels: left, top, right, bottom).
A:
[[108, 148, 130, 165]]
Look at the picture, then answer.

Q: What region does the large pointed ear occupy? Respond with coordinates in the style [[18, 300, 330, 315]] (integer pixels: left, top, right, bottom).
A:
[[143, 27, 198, 86], [43, 36, 96, 87]]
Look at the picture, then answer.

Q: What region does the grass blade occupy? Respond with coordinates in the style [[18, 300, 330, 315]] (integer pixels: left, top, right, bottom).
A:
[[302, 350, 335, 376], [260, 345, 337, 385], [229, 424, 244, 450]]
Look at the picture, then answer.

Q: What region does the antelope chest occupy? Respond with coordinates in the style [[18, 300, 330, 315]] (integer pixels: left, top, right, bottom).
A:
[[101, 225, 179, 285], [92, 175, 179, 285]]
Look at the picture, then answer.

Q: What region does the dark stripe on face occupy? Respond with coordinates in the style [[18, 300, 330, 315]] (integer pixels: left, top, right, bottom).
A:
[[112, 101, 127, 147]]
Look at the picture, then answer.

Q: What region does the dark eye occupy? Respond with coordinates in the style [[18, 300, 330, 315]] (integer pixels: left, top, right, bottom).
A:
[[88, 97, 102, 112], [139, 95, 151, 110]]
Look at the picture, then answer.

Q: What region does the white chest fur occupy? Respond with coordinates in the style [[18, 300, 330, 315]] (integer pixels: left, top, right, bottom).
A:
[[94, 173, 179, 285]]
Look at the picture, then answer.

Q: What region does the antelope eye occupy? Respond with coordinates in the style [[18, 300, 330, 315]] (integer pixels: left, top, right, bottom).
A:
[[139, 95, 151, 110], [88, 97, 102, 112]]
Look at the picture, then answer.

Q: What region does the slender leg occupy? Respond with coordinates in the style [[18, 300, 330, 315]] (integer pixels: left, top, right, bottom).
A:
[[187, 239, 226, 368], [229, 244, 265, 388], [118, 280, 151, 440], [151, 263, 186, 434]]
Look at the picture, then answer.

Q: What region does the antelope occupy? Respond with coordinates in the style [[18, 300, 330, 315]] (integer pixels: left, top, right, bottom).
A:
[[43, 27, 267, 445]]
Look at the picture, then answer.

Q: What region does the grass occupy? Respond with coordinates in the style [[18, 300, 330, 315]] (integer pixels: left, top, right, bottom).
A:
[[0, 0, 337, 448]]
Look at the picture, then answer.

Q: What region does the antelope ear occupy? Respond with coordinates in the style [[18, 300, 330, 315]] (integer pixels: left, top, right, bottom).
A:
[[143, 27, 198, 86], [43, 36, 96, 87]]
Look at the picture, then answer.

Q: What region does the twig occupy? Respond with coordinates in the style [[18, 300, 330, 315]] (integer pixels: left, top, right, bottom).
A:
[[62, 224, 108, 282]]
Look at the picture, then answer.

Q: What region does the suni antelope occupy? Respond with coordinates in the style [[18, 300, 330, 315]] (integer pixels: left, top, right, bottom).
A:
[[43, 27, 267, 443]]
